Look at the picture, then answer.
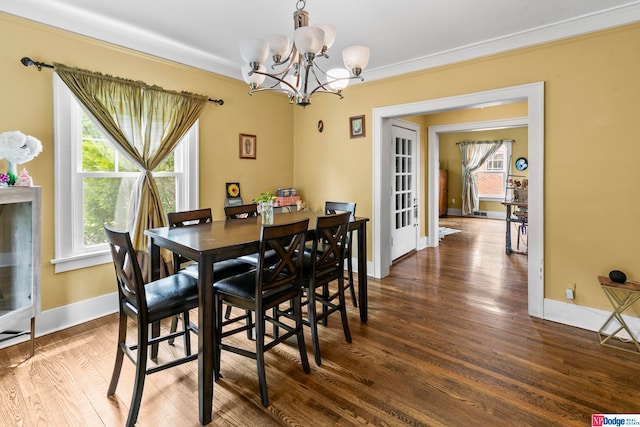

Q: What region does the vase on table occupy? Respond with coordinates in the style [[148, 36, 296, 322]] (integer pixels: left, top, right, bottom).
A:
[[260, 200, 274, 224], [6, 161, 17, 186]]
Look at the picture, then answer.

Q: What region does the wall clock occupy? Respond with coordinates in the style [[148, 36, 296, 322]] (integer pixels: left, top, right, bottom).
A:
[[515, 157, 528, 171]]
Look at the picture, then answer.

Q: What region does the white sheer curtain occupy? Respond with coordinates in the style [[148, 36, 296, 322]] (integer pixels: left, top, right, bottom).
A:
[[459, 140, 504, 215]]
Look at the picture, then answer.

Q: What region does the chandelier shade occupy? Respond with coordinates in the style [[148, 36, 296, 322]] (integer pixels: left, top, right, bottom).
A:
[[239, 0, 369, 107]]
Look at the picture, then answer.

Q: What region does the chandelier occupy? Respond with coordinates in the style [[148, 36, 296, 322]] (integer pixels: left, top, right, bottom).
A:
[[239, 0, 370, 107]]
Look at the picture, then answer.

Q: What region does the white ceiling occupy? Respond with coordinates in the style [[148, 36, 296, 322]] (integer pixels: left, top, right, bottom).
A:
[[3, 0, 640, 83]]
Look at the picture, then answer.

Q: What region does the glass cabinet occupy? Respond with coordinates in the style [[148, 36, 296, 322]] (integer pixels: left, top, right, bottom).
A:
[[0, 186, 41, 356]]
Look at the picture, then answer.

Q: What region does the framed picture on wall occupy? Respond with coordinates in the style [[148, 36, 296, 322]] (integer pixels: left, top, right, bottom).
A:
[[350, 115, 365, 138], [239, 134, 257, 159]]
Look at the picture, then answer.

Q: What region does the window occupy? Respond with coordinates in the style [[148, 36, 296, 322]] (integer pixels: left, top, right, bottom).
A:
[[52, 74, 199, 273], [476, 142, 512, 200]]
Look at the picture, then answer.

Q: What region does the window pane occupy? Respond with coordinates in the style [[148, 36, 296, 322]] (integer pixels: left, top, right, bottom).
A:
[[81, 113, 137, 172], [155, 176, 177, 214], [83, 177, 135, 246]]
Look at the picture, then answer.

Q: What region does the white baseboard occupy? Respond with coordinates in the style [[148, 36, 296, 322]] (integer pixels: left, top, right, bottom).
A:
[[543, 298, 640, 340], [0, 292, 118, 351]]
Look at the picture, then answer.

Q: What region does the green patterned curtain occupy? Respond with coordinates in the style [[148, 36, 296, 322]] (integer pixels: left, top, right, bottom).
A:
[[54, 63, 208, 254]]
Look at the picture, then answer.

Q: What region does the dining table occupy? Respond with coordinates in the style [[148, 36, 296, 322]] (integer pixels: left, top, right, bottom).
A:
[[144, 210, 369, 425]]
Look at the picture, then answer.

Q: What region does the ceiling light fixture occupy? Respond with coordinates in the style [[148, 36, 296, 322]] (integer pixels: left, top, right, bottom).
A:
[[239, 0, 370, 107]]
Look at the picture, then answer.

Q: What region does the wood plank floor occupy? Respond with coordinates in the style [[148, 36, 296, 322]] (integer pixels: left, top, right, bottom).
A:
[[2, 216, 640, 426]]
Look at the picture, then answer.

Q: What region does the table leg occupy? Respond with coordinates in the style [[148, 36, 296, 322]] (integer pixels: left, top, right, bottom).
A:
[[198, 255, 215, 425], [505, 205, 512, 255], [357, 223, 368, 323]]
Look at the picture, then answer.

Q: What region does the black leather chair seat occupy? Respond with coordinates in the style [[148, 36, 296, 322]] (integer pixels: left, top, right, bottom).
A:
[[142, 273, 199, 315], [181, 258, 254, 280], [214, 270, 295, 302]]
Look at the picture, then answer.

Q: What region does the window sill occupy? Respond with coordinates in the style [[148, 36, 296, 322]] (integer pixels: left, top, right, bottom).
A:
[[51, 250, 112, 273]]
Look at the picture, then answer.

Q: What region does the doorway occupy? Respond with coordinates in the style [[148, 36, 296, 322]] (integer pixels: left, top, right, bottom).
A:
[[372, 82, 544, 318]]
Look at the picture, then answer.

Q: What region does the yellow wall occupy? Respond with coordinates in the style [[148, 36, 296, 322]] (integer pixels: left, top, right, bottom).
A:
[[439, 126, 529, 213], [0, 13, 294, 310], [4, 12, 640, 316], [293, 23, 640, 311]]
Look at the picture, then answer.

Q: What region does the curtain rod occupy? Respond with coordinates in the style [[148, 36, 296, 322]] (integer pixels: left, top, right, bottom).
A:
[[456, 139, 515, 145], [20, 57, 224, 105]]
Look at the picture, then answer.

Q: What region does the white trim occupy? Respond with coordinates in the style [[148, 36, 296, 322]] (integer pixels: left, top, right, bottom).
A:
[[2, 2, 640, 82], [373, 82, 544, 319], [0, 291, 118, 351]]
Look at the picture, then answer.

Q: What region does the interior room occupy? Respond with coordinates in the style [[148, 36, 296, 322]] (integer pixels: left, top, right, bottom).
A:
[[2, 1, 640, 425]]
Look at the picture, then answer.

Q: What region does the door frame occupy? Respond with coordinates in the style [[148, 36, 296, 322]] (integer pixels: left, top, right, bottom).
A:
[[390, 119, 421, 259], [372, 82, 544, 318], [427, 117, 528, 247]]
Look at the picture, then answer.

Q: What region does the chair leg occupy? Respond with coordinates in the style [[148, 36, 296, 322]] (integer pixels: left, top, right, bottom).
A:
[[107, 311, 127, 396], [337, 277, 352, 343], [306, 287, 323, 366], [255, 311, 269, 407], [182, 310, 192, 356], [293, 294, 310, 374], [168, 314, 179, 345], [321, 284, 329, 326], [224, 304, 232, 319], [126, 318, 149, 427], [150, 321, 160, 360]]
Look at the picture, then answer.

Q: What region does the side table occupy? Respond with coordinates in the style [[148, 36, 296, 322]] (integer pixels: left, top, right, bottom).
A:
[[597, 275, 640, 354]]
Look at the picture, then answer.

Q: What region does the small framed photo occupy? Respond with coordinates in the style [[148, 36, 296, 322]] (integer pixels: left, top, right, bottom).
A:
[[349, 115, 365, 138], [239, 134, 257, 159]]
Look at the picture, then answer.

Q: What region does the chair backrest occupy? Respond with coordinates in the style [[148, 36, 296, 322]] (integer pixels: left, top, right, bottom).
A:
[[310, 212, 351, 280], [167, 208, 213, 274], [225, 203, 258, 220], [256, 219, 309, 294], [104, 226, 147, 313], [324, 201, 355, 253], [167, 208, 212, 228], [325, 201, 356, 219]]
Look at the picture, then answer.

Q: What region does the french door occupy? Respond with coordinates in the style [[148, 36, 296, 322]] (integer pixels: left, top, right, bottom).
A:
[[391, 121, 418, 260]]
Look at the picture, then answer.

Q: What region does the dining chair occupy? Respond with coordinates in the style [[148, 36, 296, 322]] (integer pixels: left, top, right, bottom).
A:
[[167, 208, 254, 335], [324, 201, 357, 307], [224, 204, 279, 268], [300, 211, 352, 366], [104, 226, 199, 427], [213, 218, 311, 407], [224, 203, 258, 219]]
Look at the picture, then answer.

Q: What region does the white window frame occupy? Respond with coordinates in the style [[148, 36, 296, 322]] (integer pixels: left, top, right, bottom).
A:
[[51, 74, 199, 273]]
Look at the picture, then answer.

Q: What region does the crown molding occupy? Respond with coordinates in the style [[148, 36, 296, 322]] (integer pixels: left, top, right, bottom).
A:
[[3, 1, 640, 82]]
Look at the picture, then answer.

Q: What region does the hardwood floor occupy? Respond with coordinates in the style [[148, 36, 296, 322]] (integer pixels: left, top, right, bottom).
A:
[[2, 216, 640, 426]]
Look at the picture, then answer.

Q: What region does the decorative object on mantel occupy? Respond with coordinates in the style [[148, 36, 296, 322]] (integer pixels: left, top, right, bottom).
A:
[[15, 169, 34, 187], [0, 130, 42, 185], [239, 0, 370, 107], [254, 191, 276, 224], [0, 173, 9, 188]]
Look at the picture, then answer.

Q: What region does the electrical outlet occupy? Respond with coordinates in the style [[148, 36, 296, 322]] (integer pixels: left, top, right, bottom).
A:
[[566, 288, 574, 300], [451, 198, 456, 204]]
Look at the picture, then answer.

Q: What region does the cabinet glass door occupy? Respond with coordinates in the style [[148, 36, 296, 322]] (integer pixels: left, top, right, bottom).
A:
[[0, 201, 33, 318]]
